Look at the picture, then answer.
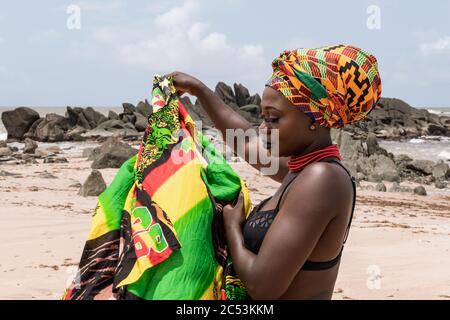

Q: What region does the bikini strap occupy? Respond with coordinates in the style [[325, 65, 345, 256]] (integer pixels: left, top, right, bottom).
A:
[[274, 174, 299, 210], [323, 159, 357, 244]]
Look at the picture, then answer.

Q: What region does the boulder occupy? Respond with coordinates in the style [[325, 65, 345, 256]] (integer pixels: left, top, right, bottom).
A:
[[413, 185, 427, 196], [435, 180, 447, 189], [136, 100, 153, 118], [375, 182, 387, 192], [1, 107, 40, 139], [247, 94, 261, 106], [66, 107, 107, 130], [432, 161, 450, 180], [240, 104, 261, 115], [122, 103, 136, 114], [78, 170, 107, 197], [24, 118, 44, 140], [388, 182, 413, 193], [23, 138, 38, 154], [234, 83, 250, 107], [35, 113, 71, 142], [407, 160, 435, 176], [371, 154, 400, 182], [90, 137, 136, 169], [0, 147, 12, 157], [134, 113, 148, 132], [215, 82, 239, 110], [108, 110, 119, 120], [66, 126, 87, 141]]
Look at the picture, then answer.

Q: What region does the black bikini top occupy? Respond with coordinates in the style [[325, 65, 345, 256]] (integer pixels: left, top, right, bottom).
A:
[[242, 159, 357, 271]]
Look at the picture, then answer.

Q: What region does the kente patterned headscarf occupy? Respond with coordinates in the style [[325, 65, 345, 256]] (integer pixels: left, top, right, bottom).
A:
[[267, 45, 382, 128]]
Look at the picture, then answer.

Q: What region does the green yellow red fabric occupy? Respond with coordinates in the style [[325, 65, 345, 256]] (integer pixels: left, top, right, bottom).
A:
[[267, 45, 382, 128], [63, 75, 252, 300]]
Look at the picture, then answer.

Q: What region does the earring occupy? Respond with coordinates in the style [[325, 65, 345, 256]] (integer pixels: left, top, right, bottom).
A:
[[309, 124, 316, 130]]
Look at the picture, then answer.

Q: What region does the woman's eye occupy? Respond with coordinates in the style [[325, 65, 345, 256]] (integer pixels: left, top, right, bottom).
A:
[[264, 117, 279, 123]]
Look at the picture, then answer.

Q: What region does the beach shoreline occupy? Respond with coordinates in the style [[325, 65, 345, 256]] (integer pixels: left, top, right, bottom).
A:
[[0, 141, 449, 300]]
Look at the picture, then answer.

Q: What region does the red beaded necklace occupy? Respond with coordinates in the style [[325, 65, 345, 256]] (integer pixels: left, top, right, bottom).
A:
[[287, 144, 342, 173]]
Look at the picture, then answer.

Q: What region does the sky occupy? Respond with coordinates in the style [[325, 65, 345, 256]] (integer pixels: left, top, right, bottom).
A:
[[0, 0, 450, 108]]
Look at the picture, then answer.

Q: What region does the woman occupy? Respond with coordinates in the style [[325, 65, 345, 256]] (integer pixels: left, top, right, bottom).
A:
[[169, 45, 382, 300]]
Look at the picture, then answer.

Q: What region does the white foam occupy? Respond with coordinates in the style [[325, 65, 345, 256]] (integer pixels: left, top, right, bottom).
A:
[[438, 150, 450, 160], [409, 138, 425, 144]]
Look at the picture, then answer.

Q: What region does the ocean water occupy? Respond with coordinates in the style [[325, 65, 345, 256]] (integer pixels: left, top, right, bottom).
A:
[[1, 106, 450, 163]]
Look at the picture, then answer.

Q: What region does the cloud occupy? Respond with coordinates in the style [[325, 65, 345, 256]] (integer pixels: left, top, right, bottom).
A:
[[69, 0, 267, 93], [78, 1, 125, 12], [419, 36, 450, 55]]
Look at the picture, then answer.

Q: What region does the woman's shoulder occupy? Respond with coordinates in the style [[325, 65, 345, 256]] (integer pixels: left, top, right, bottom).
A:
[[284, 161, 353, 217]]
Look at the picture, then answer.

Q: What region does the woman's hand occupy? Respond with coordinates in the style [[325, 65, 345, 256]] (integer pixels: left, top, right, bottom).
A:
[[223, 192, 246, 230], [167, 71, 205, 96]]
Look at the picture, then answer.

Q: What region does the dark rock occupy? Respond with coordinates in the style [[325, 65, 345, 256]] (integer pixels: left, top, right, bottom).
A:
[[0, 147, 13, 157], [23, 138, 38, 154], [182, 97, 213, 128], [136, 100, 153, 118], [78, 170, 106, 197], [39, 171, 57, 179], [134, 113, 148, 132], [90, 137, 136, 169], [43, 157, 68, 163], [371, 154, 400, 182], [240, 104, 261, 115], [29, 186, 39, 192], [367, 173, 382, 183], [108, 110, 119, 120], [247, 93, 261, 106], [366, 133, 380, 156], [413, 185, 427, 196], [66, 107, 107, 130], [0, 141, 6, 148], [119, 113, 137, 124], [122, 103, 136, 114], [66, 126, 87, 141], [375, 182, 387, 192], [435, 180, 446, 189], [97, 120, 137, 134], [389, 182, 413, 193], [234, 83, 250, 107], [432, 161, 450, 180], [215, 82, 239, 111], [1, 107, 40, 139], [83, 107, 107, 128], [407, 160, 435, 176], [0, 170, 22, 177], [24, 118, 44, 140], [428, 124, 449, 136], [69, 182, 82, 188], [356, 172, 366, 182], [35, 113, 71, 142]]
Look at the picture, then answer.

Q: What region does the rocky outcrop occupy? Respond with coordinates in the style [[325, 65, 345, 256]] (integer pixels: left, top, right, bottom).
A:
[[1, 107, 40, 139], [23, 138, 38, 154], [90, 137, 136, 169], [346, 98, 450, 140], [78, 170, 106, 197]]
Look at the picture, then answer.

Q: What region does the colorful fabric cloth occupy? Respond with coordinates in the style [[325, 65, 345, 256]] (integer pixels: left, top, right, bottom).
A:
[[63, 75, 252, 300], [267, 45, 382, 128]]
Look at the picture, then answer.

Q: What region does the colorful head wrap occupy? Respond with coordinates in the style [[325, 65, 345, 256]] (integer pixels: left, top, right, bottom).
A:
[[267, 45, 382, 128]]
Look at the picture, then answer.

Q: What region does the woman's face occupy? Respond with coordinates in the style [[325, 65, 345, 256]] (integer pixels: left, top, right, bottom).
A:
[[259, 86, 317, 157]]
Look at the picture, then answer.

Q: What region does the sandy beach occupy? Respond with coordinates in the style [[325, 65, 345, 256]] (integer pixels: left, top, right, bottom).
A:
[[0, 142, 449, 300]]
